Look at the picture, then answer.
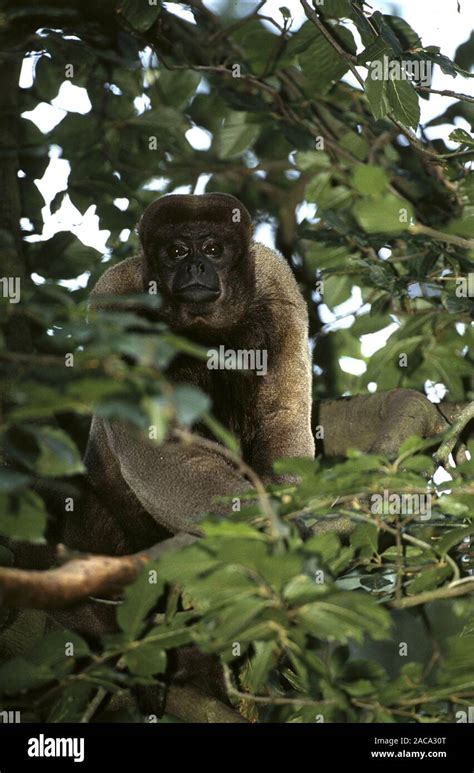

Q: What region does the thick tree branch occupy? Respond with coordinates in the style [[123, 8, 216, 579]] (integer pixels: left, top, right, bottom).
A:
[[0, 534, 197, 608]]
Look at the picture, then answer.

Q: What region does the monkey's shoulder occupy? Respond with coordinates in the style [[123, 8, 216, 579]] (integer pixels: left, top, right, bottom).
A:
[[91, 256, 143, 301], [252, 242, 305, 301]]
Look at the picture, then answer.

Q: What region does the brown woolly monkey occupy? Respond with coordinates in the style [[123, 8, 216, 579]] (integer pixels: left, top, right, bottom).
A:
[[63, 192, 315, 558]]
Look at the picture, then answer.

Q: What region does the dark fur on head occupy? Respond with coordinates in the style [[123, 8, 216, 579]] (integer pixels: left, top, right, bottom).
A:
[[137, 193, 252, 257], [137, 193, 255, 332]]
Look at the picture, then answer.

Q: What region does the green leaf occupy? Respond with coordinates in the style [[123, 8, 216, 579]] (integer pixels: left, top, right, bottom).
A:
[[136, 625, 193, 650], [322, 275, 353, 306], [298, 24, 356, 94], [304, 532, 341, 563], [339, 131, 370, 160], [173, 385, 211, 426], [125, 644, 167, 676], [446, 206, 474, 238], [436, 526, 474, 556], [438, 496, 470, 517], [0, 658, 55, 694], [353, 194, 413, 234], [118, 0, 161, 32], [406, 565, 451, 595], [358, 39, 392, 65], [352, 164, 388, 196], [450, 128, 474, 149], [382, 15, 422, 50], [319, 0, 353, 18], [215, 112, 261, 159], [157, 70, 201, 108], [351, 522, 378, 553], [0, 491, 47, 541], [117, 562, 164, 639], [0, 631, 89, 693], [364, 73, 389, 121], [28, 427, 85, 477], [47, 684, 95, 723], [159, 544, 220, 586], [246, 641, 277, 692], [296, 591, 391, 643], [386, 78, 420, 129], [142, 396, 168, 443], [0, 469, 31, 493]]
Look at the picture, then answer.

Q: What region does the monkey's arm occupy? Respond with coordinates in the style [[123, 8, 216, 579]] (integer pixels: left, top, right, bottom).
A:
[[250, 326, 315, 480], [246, 245, 315, 480]]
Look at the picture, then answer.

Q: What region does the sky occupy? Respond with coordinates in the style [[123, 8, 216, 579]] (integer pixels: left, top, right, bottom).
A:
[[19, 0, 474, 391]]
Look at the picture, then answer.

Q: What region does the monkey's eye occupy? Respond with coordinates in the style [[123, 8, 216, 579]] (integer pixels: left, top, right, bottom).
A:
[[167, 242, 189, 259], [202, 239, 223, 258]]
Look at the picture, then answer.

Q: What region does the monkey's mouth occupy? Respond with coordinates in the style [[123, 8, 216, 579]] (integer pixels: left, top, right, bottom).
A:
[[175, 285, 221, 303]]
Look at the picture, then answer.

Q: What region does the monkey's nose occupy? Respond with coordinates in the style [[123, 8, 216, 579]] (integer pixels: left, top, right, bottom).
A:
[[185, 262, 206, 277]]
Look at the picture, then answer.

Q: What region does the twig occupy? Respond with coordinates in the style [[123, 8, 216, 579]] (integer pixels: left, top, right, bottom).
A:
[[80, 688, 107, 722], [409, 224, 474, 251], [389, 579, 474, 609], [417, 87, 474, 105], [223, 664, 333, 707], [434, 402, 474, 465]]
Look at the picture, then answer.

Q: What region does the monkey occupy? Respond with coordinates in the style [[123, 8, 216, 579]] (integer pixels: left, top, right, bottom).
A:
[[41, 192, 314, 711], [63, 192, 315, 557]]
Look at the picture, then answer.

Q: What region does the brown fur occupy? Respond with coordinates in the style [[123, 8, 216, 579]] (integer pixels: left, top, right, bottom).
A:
[[64, 195, 314, 555]]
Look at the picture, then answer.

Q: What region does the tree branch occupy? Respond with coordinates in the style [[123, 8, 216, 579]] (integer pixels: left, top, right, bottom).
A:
[[434, 402, 474, 465], [389, 578, 474, 609], [417, 87, 474, 105], [0, 534, 197, 608], [409, 223, 474, 251]]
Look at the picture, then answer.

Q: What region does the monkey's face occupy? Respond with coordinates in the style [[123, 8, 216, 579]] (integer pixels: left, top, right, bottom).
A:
[[139, 194, 254, 331], [160, 225, 226, 306], [169, 232, 222, 304]]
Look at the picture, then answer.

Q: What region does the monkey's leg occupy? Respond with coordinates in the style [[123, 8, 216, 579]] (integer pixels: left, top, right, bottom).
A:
[[98, 418, 251, 536], [311, 389, 454, 537], [317, 388, 456, 459]]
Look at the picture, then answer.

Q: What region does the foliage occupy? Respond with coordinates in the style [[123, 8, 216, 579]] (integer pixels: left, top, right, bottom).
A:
[[0, 0, 473, 723]]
